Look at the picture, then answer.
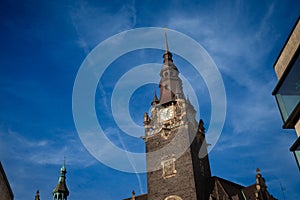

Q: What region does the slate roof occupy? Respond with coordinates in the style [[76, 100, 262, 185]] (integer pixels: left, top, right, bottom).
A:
[[214, 176, 245, 197], [0, 162, 14, 199], [53, 180, 69, 195], [123, 175, 277, 200], [52, 165, 69, 196], [242, 184, 256, 200]]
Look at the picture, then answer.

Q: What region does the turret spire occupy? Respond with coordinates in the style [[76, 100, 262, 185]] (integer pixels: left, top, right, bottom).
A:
[[53, 162, 69, 200], [255, 168, 273, 200], [151, 91, 159, 105], [131, 190, 135, 200], [35, 190, 40, 200]]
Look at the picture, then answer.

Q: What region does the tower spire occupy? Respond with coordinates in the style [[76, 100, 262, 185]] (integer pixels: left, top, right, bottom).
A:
[[162, 29, 173, 64], [164, 28, 169, 53], [159, 30, 183, 104]]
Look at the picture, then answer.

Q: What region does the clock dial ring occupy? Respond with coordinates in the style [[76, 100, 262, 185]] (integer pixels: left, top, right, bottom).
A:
[[160, 107, 174, 122]]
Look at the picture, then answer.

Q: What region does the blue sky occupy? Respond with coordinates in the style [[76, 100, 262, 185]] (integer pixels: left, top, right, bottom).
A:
[[0, 0, 299, 199]]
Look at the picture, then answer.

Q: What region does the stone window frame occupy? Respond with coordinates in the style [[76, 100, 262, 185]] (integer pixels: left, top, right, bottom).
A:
[[161, 157, 177, 178]]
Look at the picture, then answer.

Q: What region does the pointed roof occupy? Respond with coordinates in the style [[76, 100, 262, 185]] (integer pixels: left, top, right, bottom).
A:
[[210, 169, 277, 200], [53, 163, 69, 196], [0, 162, 14, 199], [159, 32, 182, 105], [213, 176, 244, 197], [151, 91, 159, 105], [242, 184, 256, 200]]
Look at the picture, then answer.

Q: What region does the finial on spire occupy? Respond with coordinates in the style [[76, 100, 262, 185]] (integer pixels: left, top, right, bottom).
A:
[[35, 189, 40, 200], [131, 190, 135, 200], [256, 168, 261, 174], [164, 28, 169, 53], [162, 28, 173, 64], [61, 157, 66, 173]]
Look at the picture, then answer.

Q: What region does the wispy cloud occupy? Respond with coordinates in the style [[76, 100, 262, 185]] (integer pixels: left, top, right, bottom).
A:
[[115, 128, 144, 194], [0, 128, 96, 167], [69, 0, 137, 54], [165, 1, 278, 76]]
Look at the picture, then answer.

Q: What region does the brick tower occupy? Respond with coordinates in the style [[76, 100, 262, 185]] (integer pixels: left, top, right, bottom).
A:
[[142, 33, 211, 200]]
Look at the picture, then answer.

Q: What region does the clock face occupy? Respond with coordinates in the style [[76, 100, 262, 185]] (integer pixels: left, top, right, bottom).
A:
[[160, 107, 174, 121]]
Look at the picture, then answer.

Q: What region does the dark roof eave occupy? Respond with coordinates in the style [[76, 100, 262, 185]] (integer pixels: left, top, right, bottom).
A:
[[0, 162, 14, 198], [273, 16, 300, 69]]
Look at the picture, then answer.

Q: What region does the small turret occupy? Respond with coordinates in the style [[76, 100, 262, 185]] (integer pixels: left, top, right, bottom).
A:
[[131, 190, 136, 200], [151, 91, 159, 105], [53, 163, 69, 200], [35, 190, 40, 200], [255, 168, 273, 200]]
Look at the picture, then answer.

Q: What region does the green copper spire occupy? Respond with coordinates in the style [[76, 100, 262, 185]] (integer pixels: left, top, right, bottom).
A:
[[53, 161, 69, 200]]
